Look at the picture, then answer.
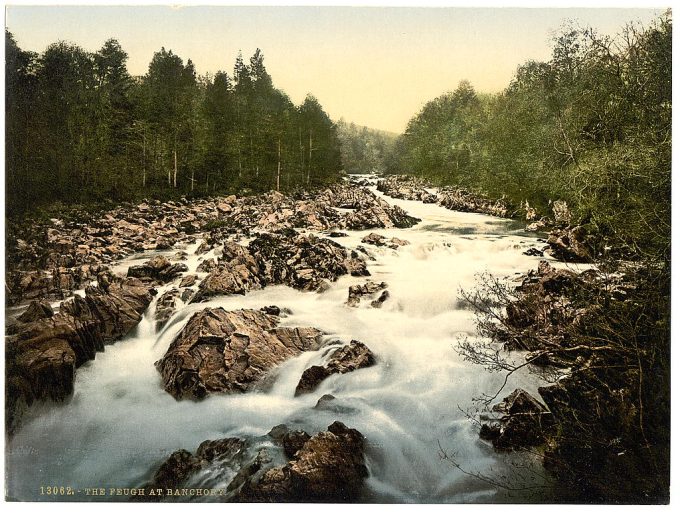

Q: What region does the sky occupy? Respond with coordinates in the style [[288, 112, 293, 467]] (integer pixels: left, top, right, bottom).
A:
[[4, 3, 665, 133]]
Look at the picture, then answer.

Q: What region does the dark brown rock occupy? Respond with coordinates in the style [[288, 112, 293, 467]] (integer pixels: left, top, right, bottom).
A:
[[155, 308, 323, 399], [480, 388, 553, 450], [347, 281, 388, 307], [17, 300, 54, 323], [295, 340, 376, 396], [127, 255, 189, 283]]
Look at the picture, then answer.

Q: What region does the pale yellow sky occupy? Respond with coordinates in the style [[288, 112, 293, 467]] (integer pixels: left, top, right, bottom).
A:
[[5, 5, 664, 132]]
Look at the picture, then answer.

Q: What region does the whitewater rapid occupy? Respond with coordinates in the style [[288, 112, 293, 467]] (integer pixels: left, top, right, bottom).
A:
[[6, 181, 559, 502]]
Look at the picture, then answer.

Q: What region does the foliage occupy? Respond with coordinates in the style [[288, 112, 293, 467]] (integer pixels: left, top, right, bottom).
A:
[[388, 12, 671, 261], [5, 34, 343, 216], [335, 120, 397, 174]]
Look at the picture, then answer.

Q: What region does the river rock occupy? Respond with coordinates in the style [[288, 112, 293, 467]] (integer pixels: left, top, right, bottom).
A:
[[155, 288, 181, 329], [361, 233, 410, 250], [179, 274, 197, 288], [479, 388, 553, 450], [546, 225, 594, 263], [141, 422, 367, 502], [156, 308, 323, 399], [6, 274, 152, 433], [370, 290, 390, 308], [127, 255, 189, 284], [61, 275, 154, 342], [16, 300, 54, 323], [347, 281, 388, 307], [240, 421, 368, 502], [295, 340, 376, 396], [438, 187, 509, 217]]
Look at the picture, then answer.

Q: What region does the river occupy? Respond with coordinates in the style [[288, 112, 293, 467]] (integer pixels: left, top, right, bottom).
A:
[[6, 178, 557, 502]]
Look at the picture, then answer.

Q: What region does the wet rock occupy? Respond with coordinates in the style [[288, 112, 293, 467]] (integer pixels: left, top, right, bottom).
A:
[[127, 255, 189, 284], [240, 421, 368, 502], [179, 274, 197, 288], [5, 276, 150, 432], [148, 450, 202, 491], [546, 225, 594, 263], [295, 340, 376, 396], [526, 217, 551, 232], [156, 308, 323, 399], [16, 300, 54, 323], [360, 233, 409, 250], [60, 275, 153, 343], [522, 247, 545, 257], [268, 425, 312, 459], [196, 258, 217, 273], [260, 305, 281, 316], [142, 422, 367, 503], [480, 388, 553, 450], [313, 394, 360, 415], [155, 288, 181, 329], [346, 281, 388, 307], [438, 187, 510, 217], [377, 175, 437, 203], [370, 290, 390, 308]]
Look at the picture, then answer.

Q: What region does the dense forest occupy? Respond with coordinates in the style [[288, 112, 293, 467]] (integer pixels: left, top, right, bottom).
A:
[[5, 31, 342, 216], [388, 12, 671, 262], [336, 120, 397, 174]]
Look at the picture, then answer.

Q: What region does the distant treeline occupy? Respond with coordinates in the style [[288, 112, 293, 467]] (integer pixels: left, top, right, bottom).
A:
[[388, 12, 671, 261], [6, 31, 342, 216], [336, 120, 397, 174]]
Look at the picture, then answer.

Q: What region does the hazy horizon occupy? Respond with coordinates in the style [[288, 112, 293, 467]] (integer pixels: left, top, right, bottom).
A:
[[5, 5, 664, 133]]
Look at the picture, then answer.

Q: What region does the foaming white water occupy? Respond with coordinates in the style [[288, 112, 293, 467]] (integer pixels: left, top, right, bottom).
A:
[[7, 181, 556, 502]]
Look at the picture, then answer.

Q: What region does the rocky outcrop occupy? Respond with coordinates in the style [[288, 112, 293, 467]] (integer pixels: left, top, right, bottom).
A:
[[377, 175, 438, 203], [155, 288, 181, 329], [438, 187, 510, 217], [239, 421, 368, 502], [361, 233, 410, 250], [346, 281, 388, 307], [479, 388, 553, 450], [546, 225, 594, 263], [155, 308, 323, 400], [16, 300, 54, 323], [140, 422, 367, 502], [127, 255, 189, 284], [192, 232, 369, 302], [59, 274, 154, 342], [5, 274, 153, 433], [295, 341, 376, 396]]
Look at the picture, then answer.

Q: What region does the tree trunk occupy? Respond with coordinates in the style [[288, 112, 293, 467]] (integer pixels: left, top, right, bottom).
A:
[[277, 137, 281, 192], [307, 129, 313, 185], [173, 131, 178, 188], [142, 132, 146, 188]]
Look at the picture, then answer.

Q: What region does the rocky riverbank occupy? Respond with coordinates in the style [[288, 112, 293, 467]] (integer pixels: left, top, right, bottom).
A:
[[377, 175, 597, 262], [6, 182, 418, 307], [463, 260, 670, 503]]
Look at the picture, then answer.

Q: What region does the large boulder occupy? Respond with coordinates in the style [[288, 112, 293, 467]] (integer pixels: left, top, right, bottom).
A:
[[6, 275, 153, 433], [240, 421, 368, 502], [546, 225, 594, 263], [346, 281, 388, 307], [60, 276, 154, 342], [479, 388, 553, 450], [155, 308, 323, 399], [140, 422, 367, 502], [127, 255, 189, 284], [295, 340, 376, 396]]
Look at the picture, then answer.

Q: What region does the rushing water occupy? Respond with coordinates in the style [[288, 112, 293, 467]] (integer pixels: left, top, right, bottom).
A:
[[6, 180, 560, 503]]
